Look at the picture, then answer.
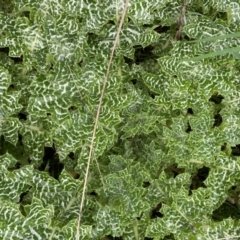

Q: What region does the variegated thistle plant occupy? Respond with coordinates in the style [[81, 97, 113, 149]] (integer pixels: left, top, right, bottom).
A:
[[1, 0, 240, 239]]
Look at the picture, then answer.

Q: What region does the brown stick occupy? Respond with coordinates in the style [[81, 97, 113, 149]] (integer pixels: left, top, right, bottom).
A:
[[175, 0, 187, 41], [75, 1, 130, 239]]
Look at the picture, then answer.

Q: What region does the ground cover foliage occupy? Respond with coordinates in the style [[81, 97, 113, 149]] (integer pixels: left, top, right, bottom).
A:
[[1, 0, 240, 239]]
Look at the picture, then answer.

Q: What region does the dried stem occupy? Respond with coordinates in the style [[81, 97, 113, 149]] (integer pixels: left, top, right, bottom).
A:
[[75, 1, 130, 239], [175, 0, 187, 41]]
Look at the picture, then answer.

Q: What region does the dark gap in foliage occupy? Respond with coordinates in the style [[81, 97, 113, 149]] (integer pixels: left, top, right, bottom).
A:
[[136, 212, 143, 220], [8, 84, 15, 91], [189, 166, 209, 193], [127, 17, 131, 22], [129, 79, 149, 96], [214, 12, 228, 21], [108, 143, 123, 155], [50, 165, 64, 180], [187, 108, 194, 114], [149, 91, 159, 99], [107, 20, 115, 25], [19, 188, 32, 216], [134, 45, 156, 64], [173, 166, 185, 177], [19, 204, 27, 217], [166, 164, 185, 178], [209, 93, 224, 104], [142, 181, 151, 188], [123, 56, 134, 67], [18, 189, 30, 204], [39, 145, 64, 180], [130, 79, 138, 85], [87, 32, 98, 42], [18, 158, 31, 169], [231, 144, 240, 156], [68, 105, 78, 111], [16, 138, 27, 166], [49, 63, 54, 71], [154, 25, 170, 34], [101, 236, 123, 240], [172, 109, 182, 117], [166, 119, 172, 129], [38, 147, 55, 171], [49, 157, 64, 180], [221, 142, 227, 151], [0, 136, 6, 157], [68, 151, 74, 160], [69, 171, 80, 179], [18, 112, 27, 120], [186, 121, 192, 133], [10, 55, 23, 64], [18, 134, 24, 145], [162, 234, 175, 240], [88, 191, 98, 196], [212, 198, 240, 221], [143, 24, 153, 28], [15, 162, 21, 169], [150, 202, 164, 219], [0, 47, 9, 54], [86, 32, 100, 49], [213, 113, 222, 127], [20, 11, 30, 18], [77, 17, 84, 23], [77, 60, 83, 68], [144, 238, 154, 240], [182, 35, 192, 41]]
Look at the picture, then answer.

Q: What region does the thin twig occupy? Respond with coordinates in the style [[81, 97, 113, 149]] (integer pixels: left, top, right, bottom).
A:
[[175, 0, 187, 41], [75, 1, 130, 239]]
